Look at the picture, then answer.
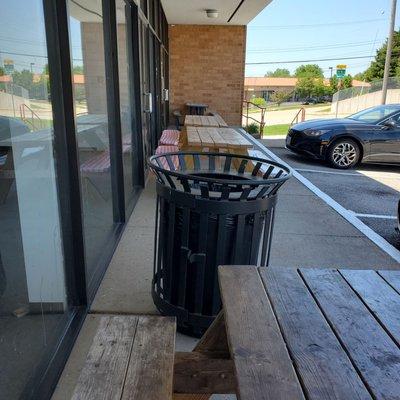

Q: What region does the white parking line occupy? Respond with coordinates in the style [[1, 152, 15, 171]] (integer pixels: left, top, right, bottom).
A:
[[245, 133, 400, 263], [296, 168, 362, 176], [350, 212, 397, 220]]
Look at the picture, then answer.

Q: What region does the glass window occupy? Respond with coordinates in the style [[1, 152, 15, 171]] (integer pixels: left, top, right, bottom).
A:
[[349, 105, 400, 123], [68, 0, 116, 285], [0, 1, 70, 398], [116, 0, 138, 209]]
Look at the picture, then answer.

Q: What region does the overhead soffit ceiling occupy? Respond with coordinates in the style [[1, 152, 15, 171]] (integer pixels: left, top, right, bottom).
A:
[[160, 0, 272, 25], [69, 0, 271, 25], [68, 0, 126, 23]]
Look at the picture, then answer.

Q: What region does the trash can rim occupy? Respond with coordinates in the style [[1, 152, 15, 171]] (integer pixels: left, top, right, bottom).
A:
[[148, 151, 292, 186]]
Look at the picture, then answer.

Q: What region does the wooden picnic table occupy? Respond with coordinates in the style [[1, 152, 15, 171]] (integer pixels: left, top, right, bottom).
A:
[[210, 265, 400, 400], [186, 102, 208, 115], [184, 114, 227, 128], [183, 126, 252, 152]]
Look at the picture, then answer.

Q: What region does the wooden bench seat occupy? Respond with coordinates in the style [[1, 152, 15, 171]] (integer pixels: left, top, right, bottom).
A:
[[72, 315, 176, 400]]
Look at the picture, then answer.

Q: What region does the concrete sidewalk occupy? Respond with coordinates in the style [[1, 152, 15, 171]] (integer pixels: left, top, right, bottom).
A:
[[52, 155, 398, 399]]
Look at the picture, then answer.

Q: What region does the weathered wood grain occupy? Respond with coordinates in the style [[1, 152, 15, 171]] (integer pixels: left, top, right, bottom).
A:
[[195, 311, 230, 357], [301, 268, 400, 400], [174, 352, 235, 394], [71, 316, 138, 400], [122, 316, 176, 400], [219, 265, 305, 400], [341, 269, 400, 346], [260, 268, 371, 400]]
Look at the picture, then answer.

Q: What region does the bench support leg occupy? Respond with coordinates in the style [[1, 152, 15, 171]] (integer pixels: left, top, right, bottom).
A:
[[173, 312, 235, 399]]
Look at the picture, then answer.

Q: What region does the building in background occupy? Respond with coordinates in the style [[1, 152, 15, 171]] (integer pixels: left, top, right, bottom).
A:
[[244, 76, 370, 102]]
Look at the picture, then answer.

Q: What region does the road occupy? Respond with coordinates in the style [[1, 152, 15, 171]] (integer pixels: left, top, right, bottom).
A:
[[262, 138, 400, 250]]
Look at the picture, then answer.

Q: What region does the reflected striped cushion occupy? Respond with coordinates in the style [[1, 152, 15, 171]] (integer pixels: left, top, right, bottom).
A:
[[81, 152, 111, 173], [154, 145, 179, 170], [159, 129, 180, 146], [0, 154, 7, 167]]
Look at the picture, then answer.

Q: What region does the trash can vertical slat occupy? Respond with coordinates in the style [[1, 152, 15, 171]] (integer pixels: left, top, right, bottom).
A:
[[177, 207, 190, 307], [212, 214, 228, 314], [165, 202, 176, 302], [193, 213, 208, 315]]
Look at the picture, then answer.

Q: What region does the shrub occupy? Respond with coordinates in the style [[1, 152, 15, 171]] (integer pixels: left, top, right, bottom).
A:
[[251, 97, 266, 107], [246, 122, 260, 135]]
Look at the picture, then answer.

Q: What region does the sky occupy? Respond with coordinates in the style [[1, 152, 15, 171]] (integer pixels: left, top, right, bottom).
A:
[[0, 1, 84, 76], [246, 0, 400, 78]]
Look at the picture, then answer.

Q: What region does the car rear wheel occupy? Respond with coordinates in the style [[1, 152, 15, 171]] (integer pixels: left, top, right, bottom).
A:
[[327, 139, 360, 169]]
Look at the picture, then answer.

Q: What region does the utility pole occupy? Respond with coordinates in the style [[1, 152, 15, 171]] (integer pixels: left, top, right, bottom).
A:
[[381, 0, 397, 104]]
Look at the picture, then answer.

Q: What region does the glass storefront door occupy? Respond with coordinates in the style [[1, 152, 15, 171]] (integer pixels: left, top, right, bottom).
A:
[[116, 0, 141, 210], [0, 1, 71, 398], [67, 0, 116, 288]]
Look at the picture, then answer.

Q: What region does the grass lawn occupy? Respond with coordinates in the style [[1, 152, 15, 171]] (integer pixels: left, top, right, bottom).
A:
[[263, 123, 290, 136]]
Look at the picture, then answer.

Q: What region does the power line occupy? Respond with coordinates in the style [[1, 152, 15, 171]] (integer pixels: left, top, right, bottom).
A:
[[248, 18, 386, 30], [247, 40, 383, 53], [245, 55, 375, 65]]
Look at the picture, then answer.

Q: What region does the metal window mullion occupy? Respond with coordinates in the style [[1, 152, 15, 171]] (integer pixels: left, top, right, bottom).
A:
[[128, 2, 146, 187], [43, 0, 87, 307], [102, 0, 126, 223]]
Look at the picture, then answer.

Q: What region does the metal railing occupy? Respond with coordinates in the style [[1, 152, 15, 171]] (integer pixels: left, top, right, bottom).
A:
[[19, 103, 43, 131], [290, 107, 306, 126], [242, 100, 266, 135]]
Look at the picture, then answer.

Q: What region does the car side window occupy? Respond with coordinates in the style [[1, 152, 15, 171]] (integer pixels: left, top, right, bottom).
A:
[[392, 113, 400, 125]]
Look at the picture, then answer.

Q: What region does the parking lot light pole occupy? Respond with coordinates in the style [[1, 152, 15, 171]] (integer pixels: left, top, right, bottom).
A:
[[381, 0, 397, 104]]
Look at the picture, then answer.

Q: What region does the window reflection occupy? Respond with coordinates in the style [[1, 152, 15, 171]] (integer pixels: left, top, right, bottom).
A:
[[116, 0, 136, 208], [0, 1, 68, 398], [68, 0, 116, 285]]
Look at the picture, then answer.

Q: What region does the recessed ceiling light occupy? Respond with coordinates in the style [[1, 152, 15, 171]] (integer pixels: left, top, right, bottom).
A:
[[206, 9, 218, 18]]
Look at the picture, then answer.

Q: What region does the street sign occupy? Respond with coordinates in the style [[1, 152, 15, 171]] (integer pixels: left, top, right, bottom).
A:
[[336, 64, 347, 79], [3, 59, 14, 75]]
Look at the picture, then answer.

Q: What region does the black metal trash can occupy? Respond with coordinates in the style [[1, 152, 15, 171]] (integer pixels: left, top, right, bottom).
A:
[[148, 151, 291, 336]]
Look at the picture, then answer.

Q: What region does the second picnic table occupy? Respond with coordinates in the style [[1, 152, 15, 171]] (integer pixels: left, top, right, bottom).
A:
[[181, 114, 252, 154]]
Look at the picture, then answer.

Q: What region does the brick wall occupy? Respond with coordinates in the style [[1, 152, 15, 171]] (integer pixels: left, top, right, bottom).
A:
[[169, 25, 246, 126]]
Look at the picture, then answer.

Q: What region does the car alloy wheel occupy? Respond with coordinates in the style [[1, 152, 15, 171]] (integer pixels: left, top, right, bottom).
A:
[[331, 142, 358, 168]]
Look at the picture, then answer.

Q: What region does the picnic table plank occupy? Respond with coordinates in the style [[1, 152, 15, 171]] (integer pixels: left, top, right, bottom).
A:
[[122, 316, 175, 400], [207, 128, 226, 147], [196, 127, 215, 147], [72, 316, 139, 400], [219, 265, 305, 400], [341, 269, 400, 346], [186, 127, 202, 147], [300, 268, 400, 400], [218, 128, 252, 149], [260, 268, 371, 400], [378, 270, 400, 293]]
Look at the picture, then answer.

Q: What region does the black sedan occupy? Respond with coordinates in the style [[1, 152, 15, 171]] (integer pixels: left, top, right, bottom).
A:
[[286, 104, 400, 169]]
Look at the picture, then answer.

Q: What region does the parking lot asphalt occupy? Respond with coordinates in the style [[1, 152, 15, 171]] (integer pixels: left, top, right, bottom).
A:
[[262, 138, 400, 250]]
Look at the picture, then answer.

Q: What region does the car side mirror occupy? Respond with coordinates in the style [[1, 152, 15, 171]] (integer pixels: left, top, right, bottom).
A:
[[383, 119, 397, 129]]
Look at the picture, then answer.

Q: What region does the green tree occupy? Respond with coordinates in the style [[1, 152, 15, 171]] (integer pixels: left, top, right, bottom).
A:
[[329, 75, 339, 94], [265, 68, 291, 77], [295, 76, 316, 98], [363, 30, 400, 81], [11, 69, 34, 90], [0, 67, 4, 76], [353, 72, 365, 81], [270, 90, 290, 105], [342, 74, 353, 89], [313, 78, 327, 97], [294, 64, 323, 78], [73, 65, 84, 74], [251, 97, 266, 107]]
